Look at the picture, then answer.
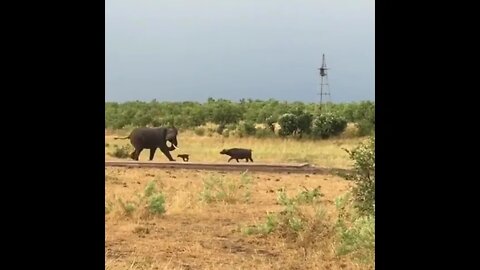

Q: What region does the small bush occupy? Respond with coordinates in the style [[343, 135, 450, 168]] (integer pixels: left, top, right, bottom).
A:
[[254, 128, 273, 139], [118, 198, 136, 217], [343, 137, 375, 215], [242, 212, 278, 235], [237, 121, 256, 137], [276, 187, 324, 206], [115, 181, 167, 218], [225, 123, 238, 131], [311, 113, 348, 139], [335, 192, 375, 264], [147, 193, 166, 215], [144, 181, 157, 197], [337, 215, 375, 262], [109, 145, 132, 159], [278, 113, 298, 136], [356, 119, 375, 136], [200, 171, 252, 204], [141, 181, 166, 216], [295, 187, 324, 204], [194, 127, 205, 136], [245, 188, 324, 238]]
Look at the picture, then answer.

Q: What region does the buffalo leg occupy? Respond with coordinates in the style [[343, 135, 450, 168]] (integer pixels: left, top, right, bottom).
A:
[[236, 159, 239, 163], [249, 157, 253, 162], [228, 157, 233, 162]]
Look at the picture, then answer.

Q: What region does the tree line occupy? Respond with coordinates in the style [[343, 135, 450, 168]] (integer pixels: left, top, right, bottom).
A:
[[105, 98, 374, 138]]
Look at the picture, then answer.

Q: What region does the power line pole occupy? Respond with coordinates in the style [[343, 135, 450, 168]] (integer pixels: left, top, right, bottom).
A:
[[318, 54, 331, 112]]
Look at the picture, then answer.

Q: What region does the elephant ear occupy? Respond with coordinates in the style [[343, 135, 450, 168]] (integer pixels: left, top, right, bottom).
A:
[[166, 127, 178, 140]]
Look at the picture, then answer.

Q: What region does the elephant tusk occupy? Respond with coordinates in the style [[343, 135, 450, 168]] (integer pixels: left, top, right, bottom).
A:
[[172, 144, 180, 149]]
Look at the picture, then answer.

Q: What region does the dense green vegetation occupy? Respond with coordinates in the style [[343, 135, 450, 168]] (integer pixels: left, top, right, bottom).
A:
[[105, 98, 374, 138]]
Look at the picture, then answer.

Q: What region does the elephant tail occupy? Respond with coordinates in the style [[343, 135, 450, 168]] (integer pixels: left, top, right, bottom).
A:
[[114, 136, 130, 140]]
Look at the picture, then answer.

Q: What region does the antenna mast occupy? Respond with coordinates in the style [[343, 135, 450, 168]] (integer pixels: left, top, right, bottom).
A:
[[318, 54, 331, 112]]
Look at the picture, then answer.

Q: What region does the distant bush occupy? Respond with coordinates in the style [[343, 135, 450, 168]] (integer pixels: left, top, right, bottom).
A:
[[237, 121, 256, 137], [254, 128, 273, 139], [105, 99, 374, 139], [194, 127, 206, 136], [278, 113, 298, 136], [311, 113, 348, 139]]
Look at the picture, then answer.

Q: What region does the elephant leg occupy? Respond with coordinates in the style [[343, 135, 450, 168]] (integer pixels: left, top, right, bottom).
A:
[[132, 148, 143, 161], [149, 148, 157, 161], [159, 146, 175, 161]]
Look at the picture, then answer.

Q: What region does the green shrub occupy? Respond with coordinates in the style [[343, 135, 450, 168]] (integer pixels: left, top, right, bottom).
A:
[[237, 121, 256, 137], [277, 113, 298, 136], [200, 172, 252, 204], [118, 199, 136, 217], [344, 137, 375, 215], [242, 212, 278, 235], [311, 113, 347, 139], [254, 128, 273, 138], [194, 127, 205, 136], [337, 215, 375, 262], [148, 193, 166, 215], [141, 181, 166, 216], [276, 187, 324, 206], [335, 192, 375, 264], [356, 119, 375, 136]]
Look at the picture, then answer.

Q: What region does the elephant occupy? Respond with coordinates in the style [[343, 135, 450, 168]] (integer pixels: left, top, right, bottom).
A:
[[114, 127, 179, 161], [220, 148, 253, 163]]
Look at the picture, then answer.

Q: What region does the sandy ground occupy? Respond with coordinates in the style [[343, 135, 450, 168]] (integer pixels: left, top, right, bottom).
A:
[[105, 167, 366, 270]]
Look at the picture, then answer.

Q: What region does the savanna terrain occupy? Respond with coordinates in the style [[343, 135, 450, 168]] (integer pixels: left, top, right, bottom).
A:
[[106, 132, 374, 270]]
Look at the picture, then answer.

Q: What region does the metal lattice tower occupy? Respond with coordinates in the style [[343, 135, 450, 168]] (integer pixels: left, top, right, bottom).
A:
[[318, 54, 331, 112]]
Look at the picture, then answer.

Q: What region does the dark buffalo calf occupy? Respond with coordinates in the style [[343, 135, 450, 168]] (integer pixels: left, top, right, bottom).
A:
[[220, 148, 253, 163], [177, 154, 189, 162]]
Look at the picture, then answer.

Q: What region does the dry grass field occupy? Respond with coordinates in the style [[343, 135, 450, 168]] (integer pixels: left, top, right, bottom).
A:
[[105, 133, 373, 270], [105, 130, 365, 169]]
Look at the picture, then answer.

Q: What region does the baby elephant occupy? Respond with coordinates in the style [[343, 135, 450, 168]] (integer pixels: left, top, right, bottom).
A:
[[177, 154, 189, 162], [220, 148, 253, 163]]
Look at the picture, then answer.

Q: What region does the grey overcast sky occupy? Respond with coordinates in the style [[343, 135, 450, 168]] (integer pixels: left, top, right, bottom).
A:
[[106, 0, 374, 103]]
